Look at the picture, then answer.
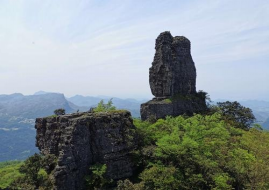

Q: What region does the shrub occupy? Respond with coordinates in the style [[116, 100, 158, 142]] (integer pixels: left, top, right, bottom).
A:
[[217, 101, 255, 130], [93, 99, 116, 113], [127, 113, 269, 189], [117, 179, 144, 190], [0, 161, 23, 189], [9, 154, 53, 190], [85, 163, 112, 189], [54, 108, 65, 116]]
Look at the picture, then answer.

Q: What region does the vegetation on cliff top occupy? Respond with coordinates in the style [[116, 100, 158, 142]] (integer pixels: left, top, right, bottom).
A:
[[117, 112, 268, 189], [54, 108, 66, 116], [93, 98, 116, 112]]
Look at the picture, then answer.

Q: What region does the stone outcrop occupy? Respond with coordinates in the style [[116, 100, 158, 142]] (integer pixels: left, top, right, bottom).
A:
[[35, 111, 136, 190], [141, 31, 207, 120], [141, 94, 207, 121], [150, 31, 196, 98]]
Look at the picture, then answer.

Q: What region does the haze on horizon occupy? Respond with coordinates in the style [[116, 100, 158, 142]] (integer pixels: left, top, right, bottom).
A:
[[1, 0, 269, 101]]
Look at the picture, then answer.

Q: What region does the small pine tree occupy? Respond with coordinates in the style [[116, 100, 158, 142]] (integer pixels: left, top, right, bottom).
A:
[[93, 99, 116, 113], [106, 99, 116, 111]]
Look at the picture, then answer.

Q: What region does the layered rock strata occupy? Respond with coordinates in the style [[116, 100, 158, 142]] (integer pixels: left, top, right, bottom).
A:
[[141, 31, 207, 120], [35, 111, 136, 190]]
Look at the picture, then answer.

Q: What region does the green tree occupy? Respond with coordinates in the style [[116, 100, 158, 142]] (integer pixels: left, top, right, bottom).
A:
[[54, 108, 66, 116], [139, 164, 181, 190], [217, 101, 255, 130], [93, 99, 116, 112], [0, 161, 23, 189], [85, 163, 112, 189], [119, 111, 269, 189], [9, 154, 53, 190], [117, 179, 144, 190], [18, 153, 42, 189]]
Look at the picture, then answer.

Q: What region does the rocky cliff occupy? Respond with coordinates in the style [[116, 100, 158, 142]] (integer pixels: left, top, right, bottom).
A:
[[141, 31, 207, 120], [35, 110, 136, 190]]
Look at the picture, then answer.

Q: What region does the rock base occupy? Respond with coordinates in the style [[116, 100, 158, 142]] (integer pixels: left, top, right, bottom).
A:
[[35, 111, 136, 190], [140, 95, 207, 121]]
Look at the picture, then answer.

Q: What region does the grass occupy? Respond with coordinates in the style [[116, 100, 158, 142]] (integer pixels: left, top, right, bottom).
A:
[[93, 109, 128, 114], [163, 99, 172, 103], [46, 114, 57, 118], [0, 161, 23, 188]]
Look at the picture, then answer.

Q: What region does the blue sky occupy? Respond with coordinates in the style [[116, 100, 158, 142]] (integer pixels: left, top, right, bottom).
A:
[[1, 0, 269, 100]]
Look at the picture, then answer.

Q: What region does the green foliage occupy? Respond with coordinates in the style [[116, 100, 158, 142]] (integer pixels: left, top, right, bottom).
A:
[[0, 160, 22, 169], [197, 90, 210, 101], [140, 164, 181, 190], [19, 153, 42, 186], [54, 108, 66, 116], [125, 113, 269, 189], [0, 161, 23, 189], [47, 114, 57, 118], [217, 101, 255, 130], [163, 99, 172, 103], [41, 154, 57, 175], [85, 163, 112, 189], [93, 99, 116, 113], [2, 101, 268, 189], [9, 154, 54, 190], [169, 91, 210, 103], [117, 179, 144, 190]]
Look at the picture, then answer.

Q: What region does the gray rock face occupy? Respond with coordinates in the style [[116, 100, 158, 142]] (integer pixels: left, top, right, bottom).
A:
[[141, 95, 207, 121], [35, 111, 136, 190], [141, 31, 207, 120], [150, 31, 196, 98]]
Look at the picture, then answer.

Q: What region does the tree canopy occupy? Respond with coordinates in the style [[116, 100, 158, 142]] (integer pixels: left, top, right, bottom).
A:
[[117, 113, 269, 189], [54, 108, 66, 116], [216, 101, 255, 130]]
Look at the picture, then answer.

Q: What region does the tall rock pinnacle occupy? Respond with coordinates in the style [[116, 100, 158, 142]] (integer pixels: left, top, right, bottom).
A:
[[149, 31, 196, 98], [141, 31, 207, 121]]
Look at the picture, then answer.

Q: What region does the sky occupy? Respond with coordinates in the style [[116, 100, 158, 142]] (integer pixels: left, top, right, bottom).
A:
[[1, 0, 269, 100]]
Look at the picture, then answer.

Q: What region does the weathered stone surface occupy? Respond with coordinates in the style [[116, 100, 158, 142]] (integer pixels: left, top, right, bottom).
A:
[[35, 111, 136, 190], [149, 31, 196, 98], [141, 95, 207, 121], [141, 31, 207, 120]]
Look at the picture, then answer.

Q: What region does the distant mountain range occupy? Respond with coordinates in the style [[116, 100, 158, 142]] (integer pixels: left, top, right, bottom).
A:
[[0, 92, 146, 161], [0, 92, 88, 161], [0, 92, 269, 162]]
